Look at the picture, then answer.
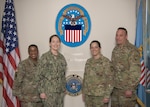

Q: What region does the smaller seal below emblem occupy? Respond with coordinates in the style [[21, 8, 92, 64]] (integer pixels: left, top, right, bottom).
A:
[[66, 74, 82, 96]]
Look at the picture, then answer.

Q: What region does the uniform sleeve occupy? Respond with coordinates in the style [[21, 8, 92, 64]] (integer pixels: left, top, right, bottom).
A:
[[12, 62, 25, 100], [82, 60, 89, 95], [111, 50, 115, 64], [37, 57, 46, 93], [127, 50, 140, 90], [103, 61, 114, 98]]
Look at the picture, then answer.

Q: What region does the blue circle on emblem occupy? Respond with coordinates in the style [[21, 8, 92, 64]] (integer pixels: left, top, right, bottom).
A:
[[66, 74, 82, 96], [55, 4, 91, 47]]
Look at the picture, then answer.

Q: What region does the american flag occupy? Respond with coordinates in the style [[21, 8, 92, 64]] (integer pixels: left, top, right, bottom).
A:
[[0, 0, 20, 107], [146, 68, 150, 87], [146, 56, 150, 87], [140, 60, 147, 87]]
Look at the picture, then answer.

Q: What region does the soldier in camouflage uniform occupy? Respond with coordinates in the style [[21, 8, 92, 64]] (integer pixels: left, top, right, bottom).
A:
[[111, 27, 141, 107], [37, 34, 67, 107], [12, 44, 43, 107], [82, 40, 114, 107]]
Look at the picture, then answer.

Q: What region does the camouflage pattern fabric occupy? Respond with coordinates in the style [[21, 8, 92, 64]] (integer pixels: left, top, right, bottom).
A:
[[111, 40, 141, 107], [111, 88, 137, 107], [37, 51, 67, 107], [20, 102, 43, 107], [12, 58, 43, 107], [42, 92, 64, 107], [84, 95, 108, 107], [82, 54, 114, 106]]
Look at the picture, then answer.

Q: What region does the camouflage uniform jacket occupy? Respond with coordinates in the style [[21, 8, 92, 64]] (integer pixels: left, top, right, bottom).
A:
[[37, 51, 67, 94], [82, 54, 114, 98], [111, 40, 140, 90], [12, 57, 41, 102]]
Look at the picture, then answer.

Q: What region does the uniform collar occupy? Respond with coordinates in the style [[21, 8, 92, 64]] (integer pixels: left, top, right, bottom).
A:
[[28, 57, 38, 66], [117, 40, 129, 49]]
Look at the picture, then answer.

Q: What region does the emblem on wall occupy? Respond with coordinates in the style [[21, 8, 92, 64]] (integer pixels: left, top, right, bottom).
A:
[[66, 74, 82, 96], [55, 4, 91, 47]]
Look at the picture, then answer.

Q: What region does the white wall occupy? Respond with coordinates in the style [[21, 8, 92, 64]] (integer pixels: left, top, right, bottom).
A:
[[0, 0, 136, 107]]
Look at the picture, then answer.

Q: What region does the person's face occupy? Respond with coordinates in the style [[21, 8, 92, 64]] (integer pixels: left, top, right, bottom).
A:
[[90, 42, 100, 57], [28, 46, 38, 60], [49, 36, 61, 51], [116, 29, 127, 45]]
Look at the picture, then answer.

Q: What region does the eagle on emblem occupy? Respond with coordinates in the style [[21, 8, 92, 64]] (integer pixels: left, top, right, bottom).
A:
[[62, 14, 84, 26]]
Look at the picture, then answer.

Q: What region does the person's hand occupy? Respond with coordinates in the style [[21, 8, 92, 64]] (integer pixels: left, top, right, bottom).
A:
[[125, 90, 132, 98], [103, 98, 109, 103], [40, 93, 46, 99]]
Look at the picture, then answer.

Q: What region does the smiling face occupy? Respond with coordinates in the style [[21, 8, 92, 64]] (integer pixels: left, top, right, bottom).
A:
[[28, 45, 38, 60], [115, 29, 128, 45], [90, 42, 101, 58], [49, 35, 61, 52]]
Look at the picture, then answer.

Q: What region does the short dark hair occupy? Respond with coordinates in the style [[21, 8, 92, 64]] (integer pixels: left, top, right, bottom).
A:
[[90, 40, 101, 48], [117, 27, 128, 35], [28, 44, 38, 52], [49, 34, 61, 43]]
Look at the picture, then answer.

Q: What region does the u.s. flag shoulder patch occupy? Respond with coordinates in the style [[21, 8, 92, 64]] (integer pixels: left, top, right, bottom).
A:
[[55, 4, 91, 47]]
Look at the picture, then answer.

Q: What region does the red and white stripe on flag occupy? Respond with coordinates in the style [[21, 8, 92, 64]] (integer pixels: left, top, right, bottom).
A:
[[0, 0, 21, 107], [140, 60, 146, 86], [65, 29, 82, 43], [140, 60, 150, 88], [146, 69, 150, 87]]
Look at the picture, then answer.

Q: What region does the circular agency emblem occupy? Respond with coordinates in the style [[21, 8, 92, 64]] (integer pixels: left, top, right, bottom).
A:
[[55, 4, 91, 47], [66, 74, 82, 96]]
